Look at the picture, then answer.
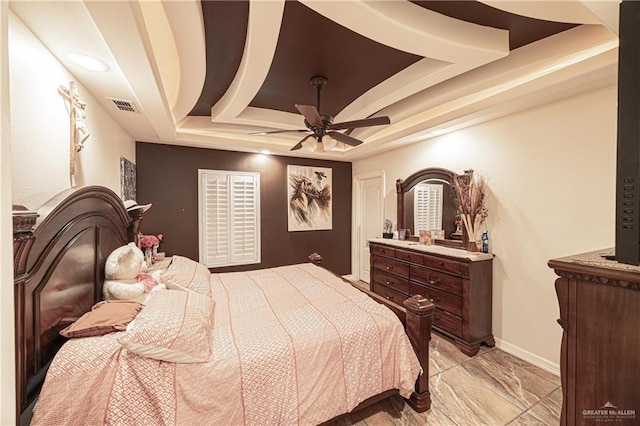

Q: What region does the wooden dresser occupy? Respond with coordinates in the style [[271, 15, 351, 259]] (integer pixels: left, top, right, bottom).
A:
[[370, 239, 494, 356], [549, 249, 640, 425]]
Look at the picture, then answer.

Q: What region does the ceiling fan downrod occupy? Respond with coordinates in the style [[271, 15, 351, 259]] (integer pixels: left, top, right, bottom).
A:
[[310, 76, 327, 113]]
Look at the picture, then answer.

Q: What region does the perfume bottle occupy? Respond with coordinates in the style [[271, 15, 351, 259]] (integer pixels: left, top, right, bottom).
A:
[[481, 231, 489, 253]]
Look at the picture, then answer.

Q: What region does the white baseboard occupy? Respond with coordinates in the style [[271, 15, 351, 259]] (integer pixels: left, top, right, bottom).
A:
[[341, 274, 355, 282], [495, 338, 560, 377]]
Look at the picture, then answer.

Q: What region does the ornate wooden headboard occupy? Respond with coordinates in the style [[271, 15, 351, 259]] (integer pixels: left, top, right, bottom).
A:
[[12, 186, 134, 422]]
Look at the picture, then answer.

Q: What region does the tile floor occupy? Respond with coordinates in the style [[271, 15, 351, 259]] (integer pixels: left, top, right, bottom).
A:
[[325, 332, 562, 425]]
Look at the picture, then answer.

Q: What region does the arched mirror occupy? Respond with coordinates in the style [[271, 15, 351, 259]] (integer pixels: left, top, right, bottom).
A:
[[396, 167, 465, 247]]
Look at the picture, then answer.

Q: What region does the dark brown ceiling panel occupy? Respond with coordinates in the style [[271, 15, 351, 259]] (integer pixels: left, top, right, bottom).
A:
[[248, 1, 422, 116], [411, 1, 579, 50], [189, 1, 249, 116], [190, 0, 581, 120]]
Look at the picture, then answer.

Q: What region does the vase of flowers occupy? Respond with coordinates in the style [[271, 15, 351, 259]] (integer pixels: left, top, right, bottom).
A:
[[138, 233, 163, 264], [452, 170, 488, 252]]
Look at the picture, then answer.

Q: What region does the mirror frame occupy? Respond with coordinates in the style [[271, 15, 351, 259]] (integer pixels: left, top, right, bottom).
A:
[[396, 167, 466, 246]]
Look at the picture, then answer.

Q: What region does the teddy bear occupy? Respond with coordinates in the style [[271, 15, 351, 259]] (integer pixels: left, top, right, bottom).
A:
[[103, 242, 165, 303]]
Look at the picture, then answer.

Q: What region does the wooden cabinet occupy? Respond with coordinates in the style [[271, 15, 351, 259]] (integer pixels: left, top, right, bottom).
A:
[[549, 249, 640, 426], [370, 240, 494, 356]]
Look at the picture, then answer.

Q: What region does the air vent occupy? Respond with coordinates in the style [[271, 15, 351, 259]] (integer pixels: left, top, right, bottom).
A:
[[106, 97, 139, 113]]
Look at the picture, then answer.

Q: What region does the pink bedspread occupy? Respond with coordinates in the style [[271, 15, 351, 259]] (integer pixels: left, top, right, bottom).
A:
[[32, 263, 421, 425]]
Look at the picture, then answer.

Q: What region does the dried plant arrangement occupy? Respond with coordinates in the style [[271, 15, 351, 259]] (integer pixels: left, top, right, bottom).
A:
[[453, 170, 488, 246]]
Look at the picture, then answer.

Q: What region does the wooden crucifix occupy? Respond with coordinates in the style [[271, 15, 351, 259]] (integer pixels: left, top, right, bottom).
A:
[[58, 81, 90, 181]]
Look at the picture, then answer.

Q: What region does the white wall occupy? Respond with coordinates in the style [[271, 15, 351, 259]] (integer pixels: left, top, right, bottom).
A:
[[0, 2, 16, 424], [8, 11, 135, 210], [353, 84, 617, 370]]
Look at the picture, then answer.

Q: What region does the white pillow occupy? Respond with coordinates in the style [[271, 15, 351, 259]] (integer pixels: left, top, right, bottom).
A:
[[160, 256, 212, 297]]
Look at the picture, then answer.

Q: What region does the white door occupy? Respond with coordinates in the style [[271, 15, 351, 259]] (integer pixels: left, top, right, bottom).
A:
[[354, 172, 384, 283]]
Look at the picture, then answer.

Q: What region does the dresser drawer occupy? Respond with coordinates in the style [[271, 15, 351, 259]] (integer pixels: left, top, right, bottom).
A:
[[374, 269, 409, 295], [373, 256, 409, 278], [410, 265, 463, 295], [433, 308, 462, 337], [395, 249, 423, 265], [372, 282, 407, 305], [371, 244, 395, 257], [423, 254, 468, 276], [409, 282, 462, 317]]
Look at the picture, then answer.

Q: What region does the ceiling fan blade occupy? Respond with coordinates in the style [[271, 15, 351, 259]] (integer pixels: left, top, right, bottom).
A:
[[327, 131, 363, 147], [329, 116, 390, 131], [295, 104, 323, 128], [290, 134, 314, 151], [249, 129, 309, 135]]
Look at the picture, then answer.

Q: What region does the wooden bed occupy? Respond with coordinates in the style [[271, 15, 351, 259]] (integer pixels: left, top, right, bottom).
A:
[[12, 185, 433, 424]]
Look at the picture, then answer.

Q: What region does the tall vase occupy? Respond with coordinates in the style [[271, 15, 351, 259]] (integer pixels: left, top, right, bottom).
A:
[[464, 226, 480, 252]]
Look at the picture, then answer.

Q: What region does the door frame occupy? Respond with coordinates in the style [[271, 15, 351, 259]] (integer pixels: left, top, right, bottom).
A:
[[352, 170, 385, 282]]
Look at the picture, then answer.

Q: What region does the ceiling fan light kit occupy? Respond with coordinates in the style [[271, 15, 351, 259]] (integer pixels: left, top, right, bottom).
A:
[[323, 135, 338, 151], [301, 138, 316, 152], [301, 138, 336, 153], [250, 76, 391, 152]]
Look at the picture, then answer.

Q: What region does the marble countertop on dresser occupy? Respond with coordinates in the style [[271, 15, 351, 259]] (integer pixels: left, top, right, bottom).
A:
[[369, 238, 494, 261], [548, 248, 640, 286]]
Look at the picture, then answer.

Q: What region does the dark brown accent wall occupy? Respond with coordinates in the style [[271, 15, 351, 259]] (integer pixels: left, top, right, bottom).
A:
[[135, 142, 352, 275]]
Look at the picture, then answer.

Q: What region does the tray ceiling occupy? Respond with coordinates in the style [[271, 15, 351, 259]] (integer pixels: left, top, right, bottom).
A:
[[10, 0, 620, 160]]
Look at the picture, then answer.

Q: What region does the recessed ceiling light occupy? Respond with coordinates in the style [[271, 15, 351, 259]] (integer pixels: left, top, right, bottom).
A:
[[260, 149, 271, 155], [68, 53, 110, 72]]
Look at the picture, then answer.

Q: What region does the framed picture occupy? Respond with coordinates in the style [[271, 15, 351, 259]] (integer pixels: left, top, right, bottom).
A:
[[419, 230, 432, 245], [398, 229, 406, 240], [120, 157, 136, 201], [287, 165, 332, 231]]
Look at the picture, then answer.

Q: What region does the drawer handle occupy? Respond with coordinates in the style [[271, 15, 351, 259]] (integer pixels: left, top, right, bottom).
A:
[[428, 278, 441, 286], [429, 297, 441, 303], [434, 315, 441, 321], [385, 280, 391, 285], [386, 295, 393, 301], [438, 261, 445, 266], [386, 265, 394, 270]]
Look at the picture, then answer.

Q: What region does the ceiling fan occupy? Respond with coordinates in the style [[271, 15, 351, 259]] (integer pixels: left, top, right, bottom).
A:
[[251, 76, 391, 151]]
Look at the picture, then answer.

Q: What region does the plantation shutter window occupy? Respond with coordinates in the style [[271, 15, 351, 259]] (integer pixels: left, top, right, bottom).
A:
[[414, 183, 443, 232], [198, 170, 260, 267]]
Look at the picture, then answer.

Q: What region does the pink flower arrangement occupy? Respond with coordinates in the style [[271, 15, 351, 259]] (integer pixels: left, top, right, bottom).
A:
[[139, 233, 163, 249]]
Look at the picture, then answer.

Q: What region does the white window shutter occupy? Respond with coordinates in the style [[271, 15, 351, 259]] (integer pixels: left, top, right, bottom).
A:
[[231, 174, 259, 264], [199, 170, 260, 267], [414, 183, 443, 231]]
